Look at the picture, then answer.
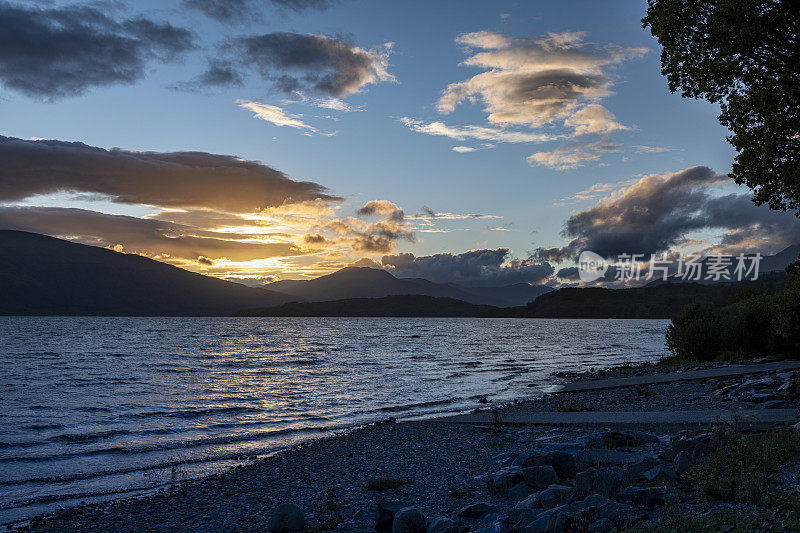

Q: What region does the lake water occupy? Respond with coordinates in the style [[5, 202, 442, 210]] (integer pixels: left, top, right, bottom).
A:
[[0, 317, 669, 524]]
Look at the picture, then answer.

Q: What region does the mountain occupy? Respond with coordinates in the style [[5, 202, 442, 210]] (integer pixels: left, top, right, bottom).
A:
[[519, 271, 789, 319], [0, 230, 294, 316], [266, 266, 551, 307], [761, 244, 800, 272], [238, 295, 499, 317]]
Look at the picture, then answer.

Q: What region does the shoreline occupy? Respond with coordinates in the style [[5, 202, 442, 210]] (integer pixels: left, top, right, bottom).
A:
[[11, 358, 800, 532]]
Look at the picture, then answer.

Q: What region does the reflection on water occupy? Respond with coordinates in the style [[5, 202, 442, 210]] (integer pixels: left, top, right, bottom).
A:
[[0, 316, 668, 523]]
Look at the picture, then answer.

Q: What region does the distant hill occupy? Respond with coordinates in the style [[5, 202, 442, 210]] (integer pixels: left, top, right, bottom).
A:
[[519, 272, 789, 319], [238, 294, 499, 317], [0, 230, 294, 316], [266, 266, 551, 307]]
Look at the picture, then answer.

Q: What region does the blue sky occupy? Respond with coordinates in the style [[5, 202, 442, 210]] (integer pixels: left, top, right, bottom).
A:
[[2, 0, 794, 284]]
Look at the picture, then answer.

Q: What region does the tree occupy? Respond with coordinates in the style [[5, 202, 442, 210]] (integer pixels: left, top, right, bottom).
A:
[[643, 0, 800, 215]]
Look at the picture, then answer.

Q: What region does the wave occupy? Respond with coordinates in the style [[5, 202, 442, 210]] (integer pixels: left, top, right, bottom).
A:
[[123, 406, 262, 420], [0, 424, 333, 466]]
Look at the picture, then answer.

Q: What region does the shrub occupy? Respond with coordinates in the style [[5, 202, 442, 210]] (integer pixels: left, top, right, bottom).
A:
[[665, 272, 800, 362], [665, 304, 722, 361]]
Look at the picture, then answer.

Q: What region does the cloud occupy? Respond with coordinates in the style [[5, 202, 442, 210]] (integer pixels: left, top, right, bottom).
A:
[[527, 138, 621, 170], [0, 135, 340, 213], [563, 104, 629, 136], [539, 166, 800, 260], [0, 3, 193, 100], [633, 145, 674, 153], [213, 32, 394, 97], [184, 0, 332, 22], [0, 206, 304, 262], [236, 99, 331, 134], [400, 117, 555, 144], [452, 146, 476, 153], [439, 31, 646, 129], [356, 200, 404, 220], [313, 201, 415, 254], [381, 248, 553, 285]]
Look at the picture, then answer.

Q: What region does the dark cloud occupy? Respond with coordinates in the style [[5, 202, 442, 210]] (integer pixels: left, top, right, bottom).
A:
[[184, 0, 332, 22], [356, 200, 404, 221], [381, 248, 553, 285], [0, 206, 303, 262], [0, 3, 193, 100], [172, 59, 244, 91], [211, 32, 393, 97], [541, 166, 800, 260], [0, 135, 340, 213]]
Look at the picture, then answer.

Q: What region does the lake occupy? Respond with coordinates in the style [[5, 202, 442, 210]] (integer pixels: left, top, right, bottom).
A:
[[0, 317, 669, 524]]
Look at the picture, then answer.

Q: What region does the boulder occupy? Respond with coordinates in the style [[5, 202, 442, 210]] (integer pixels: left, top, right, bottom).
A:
[[508, 482, 534, 501], [626, 456, 661, 481], [426, 517, 462, 533], [588, 518, 613, 533], [575, 467, 626, 498], [534, 485, 576, 510], [488, 468, 524, 496], [643, 464, 678, 483], [377, 500, 407, 531], [522, 452, 577, 479], [591, 430, 659, 449], [456, 502, 496, 519], [269, 503, 307, 533], [522, 465, 559, 490], [673, 451, 693, 477], [616, 486, 666, 509], [594, 500, 647, 529], [392, 507, 426, 533]]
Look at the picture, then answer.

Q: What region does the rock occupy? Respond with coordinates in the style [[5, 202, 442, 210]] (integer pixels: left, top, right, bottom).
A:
[[575, 467, 626, 498], [522, 452, 577, 479], [514, 493, 540, 511], [377, 500, 407, 531], [456, 502, 496, 519], [522, 465, 559, 490], [488, 468, 524, 496], [643, 464, 678, 483], [520, 513, 551, 533], [626, 456, 661, 481], [508, 482, 534, 501], [534, 485, 576, 510], [673, 451, 693, 477], [577, 449, 656, 469], [474, 512, 508, 533], [616, 486, 666, 509], [588, 518, 613, 533], [760, 400, 790, 409], [591, 430, 659, 449], [548, 509, 588, 532], [392, 507, 426, 533], [670, 435, 713, 461], [575, 494, 614, 511], [269, 503, 307, 532], [426, 517, 462, 533], [594, 501, 647, 529]]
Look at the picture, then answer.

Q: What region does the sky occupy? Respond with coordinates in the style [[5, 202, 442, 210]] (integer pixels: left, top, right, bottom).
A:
[[1, 0, 798, 286]]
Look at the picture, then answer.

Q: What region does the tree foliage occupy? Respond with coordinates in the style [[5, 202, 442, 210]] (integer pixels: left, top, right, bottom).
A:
[[643, 0, 800, 214]]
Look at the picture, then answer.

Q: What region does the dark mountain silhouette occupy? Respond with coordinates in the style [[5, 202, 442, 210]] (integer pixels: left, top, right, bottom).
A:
[[0, 230, 295, 316], [238, 295, 499, 317], [266, 266, 551, 307]]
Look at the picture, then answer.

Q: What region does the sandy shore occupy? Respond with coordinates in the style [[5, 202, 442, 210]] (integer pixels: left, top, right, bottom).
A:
[[15, 360, 800, 532]]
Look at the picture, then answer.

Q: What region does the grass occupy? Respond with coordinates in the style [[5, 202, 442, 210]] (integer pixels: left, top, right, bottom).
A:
[[313, 487, 351, 531], [687, 428, 800, 503], [363, 477, 414, 491]]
